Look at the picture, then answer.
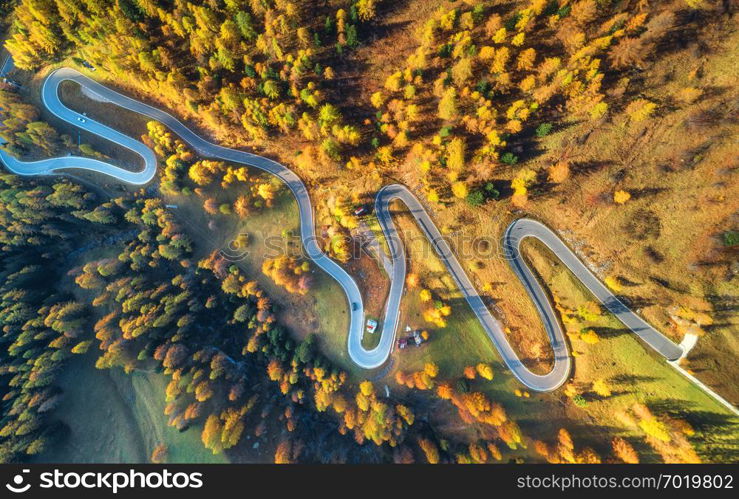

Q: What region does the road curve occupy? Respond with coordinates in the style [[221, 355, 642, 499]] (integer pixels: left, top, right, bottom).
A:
[[0, 67, 371, 371], [504, 219, 683, 362], [0, 67, 685, 390], [375, 185, 573, 389]]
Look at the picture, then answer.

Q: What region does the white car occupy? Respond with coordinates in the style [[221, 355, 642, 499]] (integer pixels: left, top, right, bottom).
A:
[[77, 117, 86, 123]]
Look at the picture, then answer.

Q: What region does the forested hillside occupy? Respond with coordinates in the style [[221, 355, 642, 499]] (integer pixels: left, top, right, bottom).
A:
[[0, 174, 117, 461], [8, 0, 365, 153], [0, 173, 529, 464]]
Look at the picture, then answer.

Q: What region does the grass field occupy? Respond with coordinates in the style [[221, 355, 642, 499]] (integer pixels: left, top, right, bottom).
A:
[[164, 187, 354, 373], [519, 240, 738, 462], [37, 352, 227, 464], [379, 203, 737, 462]]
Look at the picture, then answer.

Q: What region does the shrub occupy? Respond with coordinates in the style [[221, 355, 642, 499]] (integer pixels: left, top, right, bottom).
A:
[[723, 231, 739, 247], [535, 123, 553, 137], [466, 190, 485, 206], [613, 190, 631, 204], [501, 152, 518, 165], [484, 183, 500, 199], [573, 395, 588, 408]]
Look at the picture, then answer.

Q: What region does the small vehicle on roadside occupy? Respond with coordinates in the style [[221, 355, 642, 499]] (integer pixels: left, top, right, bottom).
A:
[[397, 329, 426, 350], [365, 319, 378, 334], [354, 205, 370, 217], [77, 117, 86, 123]]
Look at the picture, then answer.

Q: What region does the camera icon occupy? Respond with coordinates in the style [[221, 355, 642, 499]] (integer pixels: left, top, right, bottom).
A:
[[6, 469, 31, 493]]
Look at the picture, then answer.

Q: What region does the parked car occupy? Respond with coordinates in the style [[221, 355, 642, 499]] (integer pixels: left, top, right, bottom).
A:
[[397, 329, 426, 349], [365, 319, 378, 334]]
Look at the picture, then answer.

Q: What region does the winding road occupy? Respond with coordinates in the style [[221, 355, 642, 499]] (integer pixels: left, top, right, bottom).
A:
[[1, 66, 689, 392]]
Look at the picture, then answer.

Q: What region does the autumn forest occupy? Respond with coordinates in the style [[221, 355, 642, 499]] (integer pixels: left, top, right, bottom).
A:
[[0, 0, 737, 465]]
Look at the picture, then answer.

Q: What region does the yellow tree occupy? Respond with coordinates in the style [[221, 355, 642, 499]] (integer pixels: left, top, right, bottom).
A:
[[274, 440, 294, 464], [418, 438, 440, 464], [516, 48, 537, 71], [452, 181, 469, 199], [201, 415, 224, 454], [592, 379, 611, 397], [452, 58, 473, 87], [356, 0, 378, 21], [614, 190, 631, 204], [548, 161, 570, 183], [626, 99, 656, 122], [476, 363, 494, 380], [611, 437, 639, 464], [438, 88, 458, 121], [446, 137, 466, 173], [424, 362, 439, 378], [233, 195, 251, 217], [436, 383, 453, 400], [406, 273, 420, 288]]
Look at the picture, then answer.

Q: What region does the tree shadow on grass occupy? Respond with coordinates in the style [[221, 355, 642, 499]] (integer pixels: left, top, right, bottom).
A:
[[647, 399, 738, 433], [591, 326, 630, 340], [648, 275, 688, 294], [609, 374, 659, 385], [611, 294, 659, 310], [570, 159, 614, 177], [629, 187, 669, 200]]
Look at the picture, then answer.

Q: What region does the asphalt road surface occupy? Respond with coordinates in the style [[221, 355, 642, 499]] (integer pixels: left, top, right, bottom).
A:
[[0, 67, 687, 391], [376, 186, 682, 390]]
